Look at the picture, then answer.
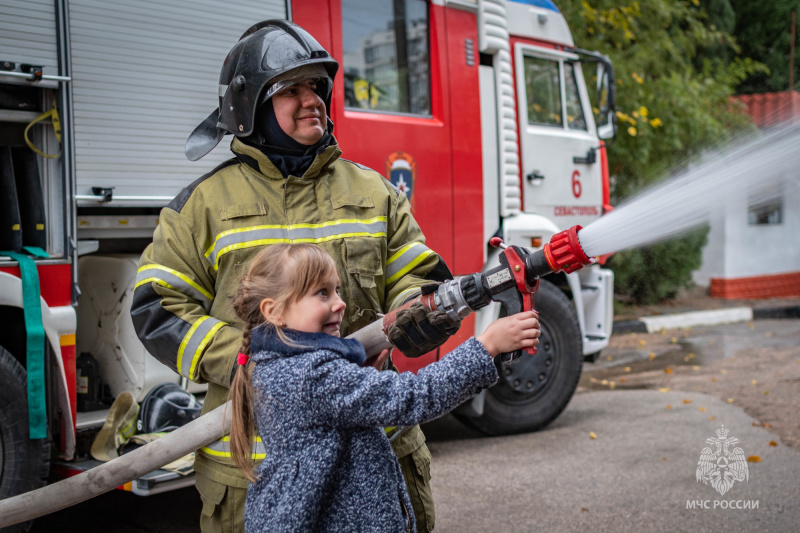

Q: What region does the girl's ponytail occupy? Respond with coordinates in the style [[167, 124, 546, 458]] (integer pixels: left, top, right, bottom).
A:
[[229, 323, 258, 481]]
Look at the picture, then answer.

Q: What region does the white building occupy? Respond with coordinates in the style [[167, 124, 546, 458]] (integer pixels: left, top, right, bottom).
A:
[[693, 91, 800, 298]]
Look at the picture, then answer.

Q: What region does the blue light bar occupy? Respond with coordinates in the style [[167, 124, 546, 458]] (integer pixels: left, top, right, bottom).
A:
[[509, 0, 560, 13]]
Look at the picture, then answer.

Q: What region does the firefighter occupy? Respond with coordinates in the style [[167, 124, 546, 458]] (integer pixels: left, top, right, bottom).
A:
[[131, 20, 457, 533]]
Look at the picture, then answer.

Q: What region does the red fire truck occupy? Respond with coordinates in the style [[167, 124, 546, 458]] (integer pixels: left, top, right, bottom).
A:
[[0, 0, 616, 504]]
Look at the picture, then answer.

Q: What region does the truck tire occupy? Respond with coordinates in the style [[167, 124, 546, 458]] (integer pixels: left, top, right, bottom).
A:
[[0, 345, 50, 533], [454, 279, 583, 435]]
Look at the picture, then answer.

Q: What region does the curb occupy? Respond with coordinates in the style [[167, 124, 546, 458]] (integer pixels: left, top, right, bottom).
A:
[[612, 304, 800, 335]]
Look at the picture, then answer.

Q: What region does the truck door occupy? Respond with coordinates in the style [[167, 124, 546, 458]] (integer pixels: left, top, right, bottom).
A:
[[512, 43, 602, 229], [294, 0, 457, 269]]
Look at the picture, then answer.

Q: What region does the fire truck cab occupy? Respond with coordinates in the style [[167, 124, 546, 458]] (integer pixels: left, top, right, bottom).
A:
[[0, 0, 615, 505]]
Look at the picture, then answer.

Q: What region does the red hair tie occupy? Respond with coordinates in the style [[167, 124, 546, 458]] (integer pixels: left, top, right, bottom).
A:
[[237, 352, 249, 365]]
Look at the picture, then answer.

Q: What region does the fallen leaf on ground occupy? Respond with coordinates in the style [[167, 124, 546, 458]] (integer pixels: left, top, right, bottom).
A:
[[688, 353, 695, 359], [590, 432, 597, 440], [606, 355, 613, 361], [666, 405, 672, 409], [581, 508, 588, 512], [751, 380, 758, 385], [671, 337, 678, 343], [763, 390, 770, 395], [609, 381, 616, 389], [619, 378, 627, 383], [692, 366, 700, 371], [639, 340, 647, 347], [659, 387, 670, 393], [721, 369, 727, 374], [727, 398, 734, 403], [683, 399, 692, 404], [664, 368, 673, 374], [709, 416, 716, 421], [711, 377, 717, 382], [624, 367, 631, 372], [769, 441, 778, 447], [662, 457, 667, 461], [601, 379, 608, 385], [648, 352, 655, 360], [699, 407, 706, 412], [747, 455, 762, 463]]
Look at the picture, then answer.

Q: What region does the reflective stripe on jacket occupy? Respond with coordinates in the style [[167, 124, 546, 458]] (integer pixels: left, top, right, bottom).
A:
[[131, 138, 445, 485]]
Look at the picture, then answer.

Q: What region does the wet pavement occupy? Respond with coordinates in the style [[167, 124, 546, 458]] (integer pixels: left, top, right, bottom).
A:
[[584, 318, 800, 377]]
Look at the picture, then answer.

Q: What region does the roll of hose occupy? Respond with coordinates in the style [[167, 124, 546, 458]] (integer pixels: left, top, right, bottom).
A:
[[11, 146, 47, 249], [0, 146, 23, 252]]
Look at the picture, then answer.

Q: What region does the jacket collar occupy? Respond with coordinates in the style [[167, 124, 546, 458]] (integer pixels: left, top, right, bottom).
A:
[[250, 325, 366, 365], [231, 137, 342, 180]]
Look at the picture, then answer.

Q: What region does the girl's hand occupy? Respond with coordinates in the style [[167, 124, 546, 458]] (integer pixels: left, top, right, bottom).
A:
[[362, 348, 391, 370], [477, 311, 540, 357]]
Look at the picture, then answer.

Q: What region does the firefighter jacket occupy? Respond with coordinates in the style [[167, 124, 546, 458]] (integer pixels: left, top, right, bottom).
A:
[[131, 137, 447, 487]]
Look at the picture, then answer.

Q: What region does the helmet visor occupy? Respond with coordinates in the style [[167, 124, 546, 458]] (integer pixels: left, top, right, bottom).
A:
[[262, 76, 333, 104]]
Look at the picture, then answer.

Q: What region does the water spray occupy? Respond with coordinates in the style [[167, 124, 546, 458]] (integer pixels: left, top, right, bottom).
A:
[[578, 122, 800, 257]]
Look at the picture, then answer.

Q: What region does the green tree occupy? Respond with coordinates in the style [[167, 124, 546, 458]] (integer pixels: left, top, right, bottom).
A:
[[729, 0, 800, 93], [559, 0, 762, 303], [697, 0, 736, 63]]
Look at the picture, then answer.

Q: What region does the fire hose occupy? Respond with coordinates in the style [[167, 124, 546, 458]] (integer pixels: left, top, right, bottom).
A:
[[0, 225, 594, 528]]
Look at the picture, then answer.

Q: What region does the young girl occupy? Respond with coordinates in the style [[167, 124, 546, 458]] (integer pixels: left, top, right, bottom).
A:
[[229, 243, 540, 533]]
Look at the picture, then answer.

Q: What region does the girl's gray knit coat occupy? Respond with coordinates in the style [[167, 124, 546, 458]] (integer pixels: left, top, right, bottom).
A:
[[244, 326, 499, 533]]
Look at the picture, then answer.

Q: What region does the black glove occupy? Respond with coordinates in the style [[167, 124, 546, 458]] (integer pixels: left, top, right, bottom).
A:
[[387, 300, 461, 358]]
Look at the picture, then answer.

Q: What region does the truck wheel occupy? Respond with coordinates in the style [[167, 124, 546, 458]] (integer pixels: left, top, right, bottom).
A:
[[454, 279, 583, 435], [0, 345, 51, 532]]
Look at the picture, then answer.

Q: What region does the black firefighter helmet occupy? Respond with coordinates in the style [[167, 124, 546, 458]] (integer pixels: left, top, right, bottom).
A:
[[185, 19, 339, 161], [137, 382, 202, 434]]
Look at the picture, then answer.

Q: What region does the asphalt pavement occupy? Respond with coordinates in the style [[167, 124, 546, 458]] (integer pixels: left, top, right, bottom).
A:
[[425, 390, 800, 533]]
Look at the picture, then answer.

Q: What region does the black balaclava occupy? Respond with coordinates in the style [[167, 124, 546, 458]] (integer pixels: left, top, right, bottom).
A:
[[246, 93, 335, 178]]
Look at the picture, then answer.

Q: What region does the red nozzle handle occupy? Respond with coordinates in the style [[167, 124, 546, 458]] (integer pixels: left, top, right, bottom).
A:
[[543, 225, 594, 274], [489, 237, 506, 249]]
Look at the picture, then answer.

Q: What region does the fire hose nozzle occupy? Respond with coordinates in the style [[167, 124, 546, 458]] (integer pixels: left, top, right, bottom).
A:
[[542, 225, 594, 274]]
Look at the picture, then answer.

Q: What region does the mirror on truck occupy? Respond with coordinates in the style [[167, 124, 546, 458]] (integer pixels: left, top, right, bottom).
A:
[[595, 59, 616, 141]]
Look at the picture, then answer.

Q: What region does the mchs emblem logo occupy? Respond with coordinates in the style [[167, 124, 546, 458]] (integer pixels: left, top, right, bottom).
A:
[[696, 425, 749, 496], [386, 152, 416, 205]]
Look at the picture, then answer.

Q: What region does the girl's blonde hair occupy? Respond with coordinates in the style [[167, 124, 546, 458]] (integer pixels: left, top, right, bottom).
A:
[[228, 243, 340, 481]]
